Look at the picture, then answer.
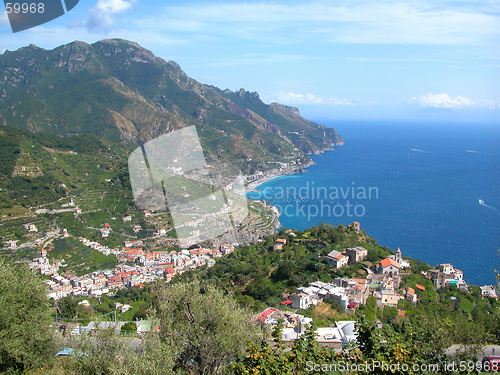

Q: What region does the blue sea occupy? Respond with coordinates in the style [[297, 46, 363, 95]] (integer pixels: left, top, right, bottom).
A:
[[247, 121, 500, 286]]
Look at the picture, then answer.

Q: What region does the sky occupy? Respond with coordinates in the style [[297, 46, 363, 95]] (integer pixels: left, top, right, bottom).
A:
[[1, 0, 499, 123]]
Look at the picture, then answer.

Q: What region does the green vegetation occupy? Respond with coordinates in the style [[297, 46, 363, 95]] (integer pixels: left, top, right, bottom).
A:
[[69, 279, 260, 375], [177, 223, 388, 309], [0, 258, 57, 374], [0, 128, 20, 179]]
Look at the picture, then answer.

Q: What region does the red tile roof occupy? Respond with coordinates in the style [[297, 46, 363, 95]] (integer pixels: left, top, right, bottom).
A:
[[380, 258, 400, 269], [280, 299, 292, 305], [259, 308, 276, 319], [415, 283, 426, 291]]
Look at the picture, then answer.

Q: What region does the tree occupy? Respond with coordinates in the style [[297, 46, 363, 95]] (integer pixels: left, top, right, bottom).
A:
[[154, 279, 261, 375], [57, 295, 77, 321], [0, 258, 57, 373], [72, 326, 125, 375], [233, 320, 346, 375]]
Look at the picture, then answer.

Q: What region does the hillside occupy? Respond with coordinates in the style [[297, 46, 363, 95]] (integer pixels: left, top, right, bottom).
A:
[[0, 39, 342, 174], [0, 124, 279, 264], [177, 223, 389, 308]]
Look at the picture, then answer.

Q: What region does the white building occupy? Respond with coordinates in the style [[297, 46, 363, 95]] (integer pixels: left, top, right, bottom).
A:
[[325, 250, 349, 269]]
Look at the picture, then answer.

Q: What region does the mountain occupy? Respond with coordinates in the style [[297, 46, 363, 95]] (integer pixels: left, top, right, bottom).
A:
[[0, 39, 342, 173]]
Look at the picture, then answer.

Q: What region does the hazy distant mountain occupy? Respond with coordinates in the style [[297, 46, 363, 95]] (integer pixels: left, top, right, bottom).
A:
[[0, 39, 342, 172]]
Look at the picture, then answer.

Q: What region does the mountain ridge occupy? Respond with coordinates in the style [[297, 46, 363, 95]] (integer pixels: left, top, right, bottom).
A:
[[0, 39, 342, 173]]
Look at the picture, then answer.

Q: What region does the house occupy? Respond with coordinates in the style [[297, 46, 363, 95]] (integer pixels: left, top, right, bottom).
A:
[[273, 239, 287, 250], [281, 320, 357, 349], [143, 210, 151, 217], [107, 276, 123, 288], [438, 263, 454, 274], [124, 240, 143, 248], [406, 287, 417, 304], [137, 320, 152, 335], [480, 285, 498, 299], [164, 267, 175, 282], [221, 244, 234, 255], [133, 225, 141, 233], [378, 291, 400, 307], [257, 308, 277, 324], [27, 224, 38, 232], [75, 207, 82, 215], [7, 240, 18, 249], [328, 287, 350, 309], [290, 292, 313, 310], [376, 258, 400, 276], [353, 279, 370, 304], [325, 250, 349, 269], [427, 263, 466, 289], [122, 216, 132, 222], [344, 247, 368, 264], [101, 227, 111, 238]]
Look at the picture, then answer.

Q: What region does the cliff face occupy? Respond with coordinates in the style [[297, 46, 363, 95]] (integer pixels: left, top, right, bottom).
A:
[[0, 39, 342, 171]]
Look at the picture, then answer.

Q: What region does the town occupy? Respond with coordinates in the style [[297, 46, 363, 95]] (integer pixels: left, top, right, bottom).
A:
[[25, 218, 498, 346]]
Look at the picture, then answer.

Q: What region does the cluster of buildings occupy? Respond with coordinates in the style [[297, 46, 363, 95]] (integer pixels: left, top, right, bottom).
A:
[[426, 263, 467, 290], [325, 246, 368, 269], [251, 244, 495, 349], [42, 262, 176, 300], [78, 234, 236, 269], [29, 229, 238, 300], [255, 307, 357, 350], [285, 279, 369, 310], [283, 245, 480, 315], [29, 249, 61, 275]]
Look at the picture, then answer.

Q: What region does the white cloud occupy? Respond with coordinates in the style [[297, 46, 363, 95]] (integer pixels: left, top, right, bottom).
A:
[[271, 91, 359, 106], [87, 0, 135, 33], [411, 93, 497, 109], [152, 1, 500, 46], [0, 11, 9, 27]]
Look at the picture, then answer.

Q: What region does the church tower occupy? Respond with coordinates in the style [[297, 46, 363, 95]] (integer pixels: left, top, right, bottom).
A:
[[395, 247, 402, 265]]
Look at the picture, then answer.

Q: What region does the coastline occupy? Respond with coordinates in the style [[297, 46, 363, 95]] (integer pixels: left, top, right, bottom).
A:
[[244, 139, 342, 193], [245, 159, 317, 193]]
